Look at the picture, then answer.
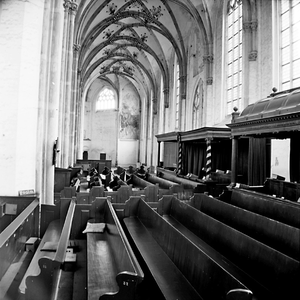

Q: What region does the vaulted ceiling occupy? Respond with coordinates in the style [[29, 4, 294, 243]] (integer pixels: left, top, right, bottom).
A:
[[74, 0, 216, 105]]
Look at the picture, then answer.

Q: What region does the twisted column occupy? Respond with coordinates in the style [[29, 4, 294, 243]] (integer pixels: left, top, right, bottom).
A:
[[205, 138, 212, 179], [176, 133, 182, 175]]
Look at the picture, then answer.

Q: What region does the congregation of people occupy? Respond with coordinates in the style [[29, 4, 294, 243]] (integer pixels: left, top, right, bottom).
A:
[[70, 164, 149, 192]]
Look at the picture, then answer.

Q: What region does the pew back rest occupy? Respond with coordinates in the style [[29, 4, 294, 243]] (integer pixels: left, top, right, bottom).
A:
[[104, 185, 133, 203], [0, 196, 36, 233], [0, 199, 39, 280], [104, 198, 143, 275], [159, 196, 300, 299], [86, 198, 143, 299], [265, 178, 300, 201], [23, 200, 76, 300], [147, 173, 179, 189], [191, 193, 300, 261], [231, 189, 300, 228], [132, 184, 159, 202], [125, 197, 251, 299], [131, 174, 153, 188]]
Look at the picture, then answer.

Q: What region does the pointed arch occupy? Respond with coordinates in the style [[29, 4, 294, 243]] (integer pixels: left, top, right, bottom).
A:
[[95, 87, 117, 111]]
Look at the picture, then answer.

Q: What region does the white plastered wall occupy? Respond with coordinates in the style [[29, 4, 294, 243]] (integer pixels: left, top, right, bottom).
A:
[[0, 0, 44, 196]]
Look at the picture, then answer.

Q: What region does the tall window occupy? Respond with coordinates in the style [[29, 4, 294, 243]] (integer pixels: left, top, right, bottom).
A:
[[96, 88, 116, 111], [280, 0, 300, 90], [227, 0, 243, 115], [175, 61, 180, 129]]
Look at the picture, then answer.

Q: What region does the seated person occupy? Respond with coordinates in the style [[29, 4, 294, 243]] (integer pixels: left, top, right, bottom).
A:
[[126, 165, 135, 175], [101, 166, 111, 175], [109, 175, 121, 191], [90, 176, 102, 188], [89, 167, 98, 177], [70, 171, 81, 192], [86, 174, 91, 188], [136, 165, 147, 179]]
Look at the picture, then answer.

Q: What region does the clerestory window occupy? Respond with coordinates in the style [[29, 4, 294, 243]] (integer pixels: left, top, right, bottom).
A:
[[226, 0, 243, 115], [280, 0, 300, 90]]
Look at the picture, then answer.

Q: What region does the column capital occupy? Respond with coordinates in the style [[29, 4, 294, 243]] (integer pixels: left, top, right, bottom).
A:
[[243, 20, 258, 31], [206, 77, 213, 85], [249, 50, 258, 61], [64, 1, 78, 14], [203, 55, 214, 64], [63, 0, 72, 11], [73, 44, 81, 52], [70, 2, 78, 14]]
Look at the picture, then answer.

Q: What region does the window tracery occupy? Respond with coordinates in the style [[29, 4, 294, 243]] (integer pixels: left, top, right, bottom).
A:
[[226, 0, 243, 114], [96, 88, 116, 111]]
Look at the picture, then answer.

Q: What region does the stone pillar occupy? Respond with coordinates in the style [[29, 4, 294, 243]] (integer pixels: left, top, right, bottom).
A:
[[77, 89, 85, 161], [230, 137, 238, 187], [71, 44, 81, 164], [57, 0, 72, 167], [229, 108, 240, 188], [163, 88, 169, 108], [179, 75, 186, 131], [163, 88, 169, 133], [157, 141, 161, 167], [203, 54, 213, 126], [67, 2, 78, 167], [61, 1, 77, 168], [44, 0, 64, 204]]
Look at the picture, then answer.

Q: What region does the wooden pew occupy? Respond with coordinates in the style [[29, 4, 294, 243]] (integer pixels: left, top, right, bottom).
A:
[[123, 197, 261, 300], [158, 167, 228, 197], [157, 167, 203, 189], [146, 173, 179, 189], [86, 197, 143, 299], [104, 185, 158, 203], [158, 196, 300, 299], [0, 198, 39, 281], [20, 199, 76, 300], [0, 196, 37, 233], [60, 186, 76, 198], [190, 193, 300, 261], [76, 186, 105, 204], [129, 173, 194, 201], [220, 188, 300, 228], [126, 173, 153, 188], [252, 178, 300, 202]]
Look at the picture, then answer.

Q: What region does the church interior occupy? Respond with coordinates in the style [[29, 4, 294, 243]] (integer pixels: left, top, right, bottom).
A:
[[0, 0, 299, 299]]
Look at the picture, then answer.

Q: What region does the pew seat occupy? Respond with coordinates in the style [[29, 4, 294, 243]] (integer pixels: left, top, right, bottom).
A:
[[190, 193, 300, 261], [124, 217, 202, 300], [123, 197, 258, 300], [220, 188, 300, 228], [158, 196, 300, 300], [86, 198, 143, 300]]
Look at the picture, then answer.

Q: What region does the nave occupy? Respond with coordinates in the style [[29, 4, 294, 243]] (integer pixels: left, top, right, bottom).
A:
[[1, 165, 299, 300]]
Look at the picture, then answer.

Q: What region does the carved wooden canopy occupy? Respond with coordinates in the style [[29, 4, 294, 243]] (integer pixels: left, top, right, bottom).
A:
[[227, 87, 300, 138]]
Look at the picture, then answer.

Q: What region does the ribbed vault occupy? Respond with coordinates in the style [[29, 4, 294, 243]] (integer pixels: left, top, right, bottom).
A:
[[74, 0, 212, 111]]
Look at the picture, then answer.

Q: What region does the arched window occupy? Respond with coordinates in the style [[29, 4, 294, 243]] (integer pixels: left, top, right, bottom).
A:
[[226, 0, 243, 115], [280, 0, 300, 90], [95, 88, 116, 111]]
